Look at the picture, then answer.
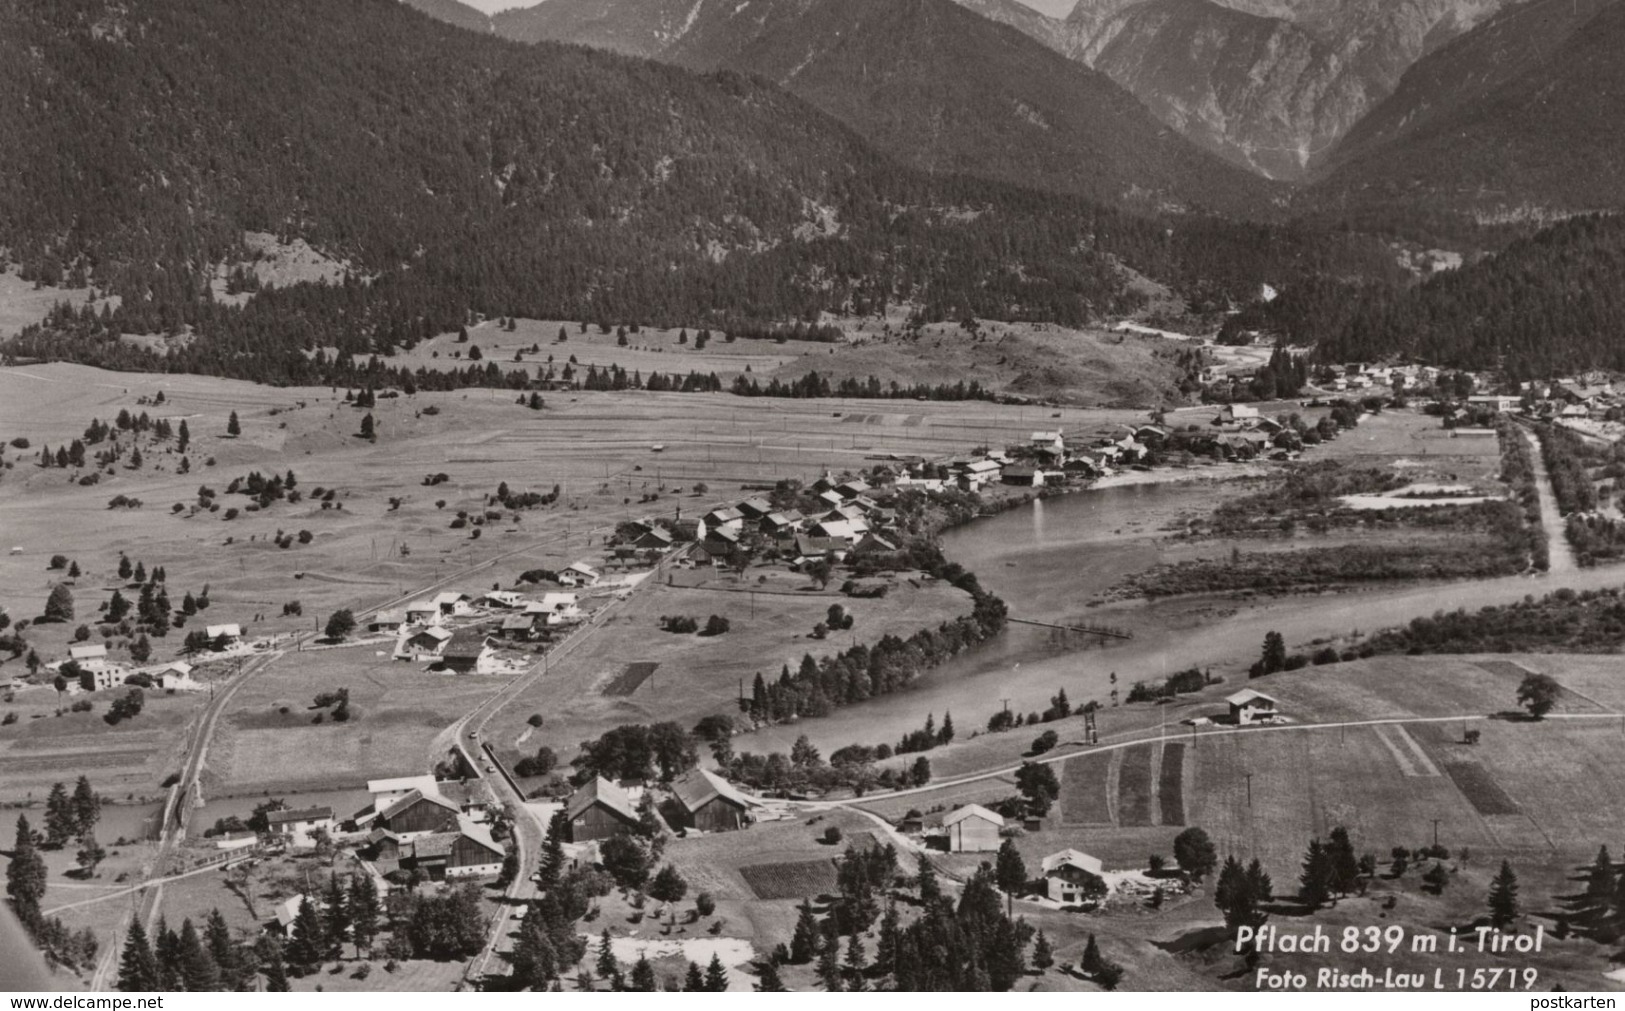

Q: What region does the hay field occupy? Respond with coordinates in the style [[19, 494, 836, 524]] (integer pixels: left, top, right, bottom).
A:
[[485, 568, 971, 766], [205, 643, 497, 795]]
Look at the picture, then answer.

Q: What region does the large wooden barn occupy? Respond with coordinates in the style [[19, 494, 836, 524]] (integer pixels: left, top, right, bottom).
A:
[[669, 769, 753, 833], [564, 776, 639, 843]]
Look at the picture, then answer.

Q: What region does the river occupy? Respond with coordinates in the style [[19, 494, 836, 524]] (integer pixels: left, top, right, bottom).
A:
[[745, 478, 1625, 755]]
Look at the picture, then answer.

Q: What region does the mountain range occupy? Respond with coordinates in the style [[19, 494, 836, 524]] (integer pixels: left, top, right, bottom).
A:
[[489, 0, 1280, 217]]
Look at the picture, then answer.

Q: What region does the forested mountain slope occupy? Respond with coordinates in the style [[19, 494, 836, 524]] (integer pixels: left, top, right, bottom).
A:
[[1298, 215, 1625, 377], [0, 0, 1389, 388], [493, 0, 1281, 217], [1309, 0, 1625, 228]]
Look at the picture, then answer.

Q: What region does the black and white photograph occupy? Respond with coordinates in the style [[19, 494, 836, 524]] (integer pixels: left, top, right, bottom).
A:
[[1, 0, 1624, 998]]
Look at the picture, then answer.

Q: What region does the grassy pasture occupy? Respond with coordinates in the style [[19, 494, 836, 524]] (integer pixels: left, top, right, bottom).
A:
[[1059, 750, 1113, 826], [485, 570, 970, 768], [1117, 744, 1155, 827], [206, 643, 496, 795]]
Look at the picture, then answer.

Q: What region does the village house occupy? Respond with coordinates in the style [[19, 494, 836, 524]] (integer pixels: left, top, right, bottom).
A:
[[525, 592, 582, 626], [369, 610, 406, 634], [1227, 688, 1281, 725], [150, 661, 199, 691], [1217, 404, 1260, 425], [668, 769, 754, 833], [439, 630, 496, 675], [479, 590, 524, 610], [835, 478, 871, 500], [399, 624, 453, 660], [807, 518, 864, 545], [815, 489, 845, 509], [942, 804, 1004, 852], [403, 601, 441, 626], [1467, 395, 1521, 413], [1041, 849, 1106, 904], [432, 592, 475, 618], [497, 614, 537, 641], [736, 497, 774, 521], [1030, 431, 1065, 456], [562, 562, 601, 587], [265, 806, 334, 850], [375, 789, 461, 839], [701, 506, 745, 535], [956, 459, 1003, 492], [631, 526, 676, 551], [701, 524, 742, 561], [564, 776, 640, 843], [76, 656, 124, 692], [205, 623, 243, 648], [759, 511, 804, 538], [855, 531, 898, 554], [269, 894, 318, 935], [212, 830, 258, 852], [436, 778, 497, 823]]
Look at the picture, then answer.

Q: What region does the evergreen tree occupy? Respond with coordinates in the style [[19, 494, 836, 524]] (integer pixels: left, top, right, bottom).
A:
[[683, 961, 705, 992], [874, 900, 900, 977], [789, 900, 821, 963], [119, 556, 133, 581], [45, 782, 76, 848], [1081, 933, 1103, 974], [994, 837, 1027, 894], [227, 412, 240, 437], [917, 853, 942, 905], [755, 958, 787, 992], [842, 932, 866, 980], [153, 916, 182, 990], [939, 710, 955, 744], [72, 776, 100, 838], [816, 938, 843, 991], [203, 909, 238, 991], [6, 815, 47, 925], [511, 916, 557, 990], [1584, 846, 1616, 924], [359, 413, 375, 439], [1215, 855, 1256, 930], [286, 892, 326, 971], [539, 809, 567, 890], [178, 918, 221, 991], [177, 420, 189, 454], [259, 937, 290, 992], [116, 920, 160, 992], [595, 929, 619, 978], [1031, 930, 1054, 970], [348, 875, 380, 957], [323, 875, 350, 958], [1328, 826, 1360, 897], [1258, 631, 1287, 675], [1299, 838, 1333, 908], [1488, 860, 1520, 929], [628, 954, 657, 992]]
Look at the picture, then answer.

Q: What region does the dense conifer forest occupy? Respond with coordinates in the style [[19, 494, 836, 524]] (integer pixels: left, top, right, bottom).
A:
[[0, 0, 1398, 388]]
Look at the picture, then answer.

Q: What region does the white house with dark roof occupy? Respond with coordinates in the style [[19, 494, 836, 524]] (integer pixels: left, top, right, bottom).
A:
[[266, 806, 334, 850], [204, 623, 243, 647], [1041, 849, 1106, 904], [399, 625, 453, 659], [1227, 688, 1281, 725]]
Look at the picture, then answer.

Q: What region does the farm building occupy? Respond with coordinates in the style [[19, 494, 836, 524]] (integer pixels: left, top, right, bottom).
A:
[[376, 789, 461, 839], [265, 806, 334, 850], [400, 625, 453, 659], [205, 623, 243, 647], [1041, 849, 1106, 904], [942, 804, 1004, 852], [369, 816, 504, 881], [564, 776, 639, 843], [1227, 689, 1281, 725], [367, 775, 440, 812], [497, 615, 537, 641], [404, 602, 441, 626], [269, 894, 319, 934], [669, 769, 753, 833], [369, 611, 406, 633], [736, 497, 774, 520], [440, 631, 496, 674]]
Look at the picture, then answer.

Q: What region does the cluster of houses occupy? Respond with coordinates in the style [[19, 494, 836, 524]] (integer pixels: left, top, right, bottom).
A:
[[910, 802, 1113, 906], [373, 588, 590, 673], [229, 774, 507, 884], [60, 643, 220, 693], [689, 474, 901, 567]]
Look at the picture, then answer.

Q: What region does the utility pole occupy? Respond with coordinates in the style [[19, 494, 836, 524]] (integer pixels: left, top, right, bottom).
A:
[[1244, 773, 1253, 809], [1432, 818, 1441, 848]]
